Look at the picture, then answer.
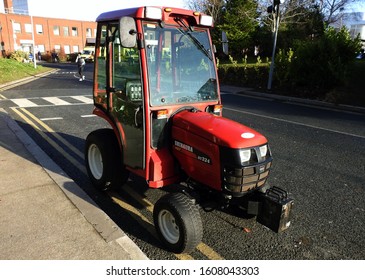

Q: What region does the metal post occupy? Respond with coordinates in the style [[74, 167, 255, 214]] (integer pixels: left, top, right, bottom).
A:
[[267, 4, 280, 90], [30, 15, 37, 69]]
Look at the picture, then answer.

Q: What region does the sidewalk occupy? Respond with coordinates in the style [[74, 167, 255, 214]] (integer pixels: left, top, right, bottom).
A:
[[0, 108, 148, 260]]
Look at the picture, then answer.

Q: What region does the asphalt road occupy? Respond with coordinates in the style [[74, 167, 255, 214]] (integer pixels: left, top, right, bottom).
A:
[[1, 62, 364, 260]]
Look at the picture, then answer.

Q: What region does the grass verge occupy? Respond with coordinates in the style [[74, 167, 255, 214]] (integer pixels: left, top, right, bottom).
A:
[[0, 58, 50, 85]]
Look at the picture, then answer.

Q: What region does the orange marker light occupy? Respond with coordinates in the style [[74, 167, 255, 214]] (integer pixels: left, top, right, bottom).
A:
[[156, 109, 168, 119]]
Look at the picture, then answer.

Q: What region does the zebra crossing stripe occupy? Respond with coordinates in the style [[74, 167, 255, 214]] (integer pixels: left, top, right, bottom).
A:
[[71, 96, 93, 103], [43, 97, 71, 106], [9, 95, 93, 108], [11, 98, 38, 108]]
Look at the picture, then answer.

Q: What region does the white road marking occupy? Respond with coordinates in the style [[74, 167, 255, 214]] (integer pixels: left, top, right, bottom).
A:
[[81, 115, 96, 118], [40, 117, 63, 121], [42, 97, 71, 106], [10, 98, 38, 108], [9, 95, 93, 108], [71, 96, 93, 104]]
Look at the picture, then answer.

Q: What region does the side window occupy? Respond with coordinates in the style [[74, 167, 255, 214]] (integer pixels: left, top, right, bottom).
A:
[[94, 22, 142, 111], [112, 29, 142, 102], [97, 24, 107, 91], [94, 24, 107, 107]]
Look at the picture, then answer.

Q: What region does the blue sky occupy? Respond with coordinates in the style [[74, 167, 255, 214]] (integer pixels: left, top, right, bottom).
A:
[[1, 0, 186, 21]]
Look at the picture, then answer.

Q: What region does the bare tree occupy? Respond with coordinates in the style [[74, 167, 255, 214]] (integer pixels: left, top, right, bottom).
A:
[[258, 0, 360, 27], [317, 0, 359, 24], [185, 0, 225, 24]]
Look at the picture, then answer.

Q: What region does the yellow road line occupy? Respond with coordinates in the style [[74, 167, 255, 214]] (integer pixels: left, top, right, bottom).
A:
[[19, 108, 84, 159], [11, 107, 86, 175], [123, 184, 154, 212], [197, 243, 224, 260], [109, 192, 156, 233]]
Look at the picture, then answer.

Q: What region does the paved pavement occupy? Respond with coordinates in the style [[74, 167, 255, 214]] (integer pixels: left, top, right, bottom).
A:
[[0, 108, 148, 260]]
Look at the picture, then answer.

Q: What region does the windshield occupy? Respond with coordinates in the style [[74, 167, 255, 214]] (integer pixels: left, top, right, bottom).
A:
[[143, 22, 218, 106]]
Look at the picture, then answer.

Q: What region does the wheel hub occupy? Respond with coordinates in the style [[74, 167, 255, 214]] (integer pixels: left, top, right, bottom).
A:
[[158, 209, 180, 244], [88, 144, 103, 180]]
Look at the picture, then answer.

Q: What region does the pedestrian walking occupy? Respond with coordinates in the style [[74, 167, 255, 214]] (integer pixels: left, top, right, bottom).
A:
[[75, 52, 85, 81]]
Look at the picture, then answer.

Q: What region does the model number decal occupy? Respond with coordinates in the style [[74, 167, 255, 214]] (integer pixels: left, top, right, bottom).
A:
[[174, 140, 212, 164], [197, 155, 211, 164]]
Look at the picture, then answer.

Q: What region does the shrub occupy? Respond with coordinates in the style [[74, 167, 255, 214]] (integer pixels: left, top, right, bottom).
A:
[[284, 27, 362, 99], [274, 48, 294, 87], [10, 50, 29, 62], [218, 62, 268, 88]]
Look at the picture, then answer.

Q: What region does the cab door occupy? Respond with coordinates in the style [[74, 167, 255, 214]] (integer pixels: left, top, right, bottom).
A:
[[94, 23, 144, 169]]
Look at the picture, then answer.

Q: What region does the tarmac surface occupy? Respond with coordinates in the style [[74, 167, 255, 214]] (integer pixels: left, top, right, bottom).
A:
[[1, 73, 364, 260]]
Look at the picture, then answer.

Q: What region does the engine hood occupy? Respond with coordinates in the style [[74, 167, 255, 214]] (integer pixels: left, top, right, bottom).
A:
[[172, 110, 268, 149]]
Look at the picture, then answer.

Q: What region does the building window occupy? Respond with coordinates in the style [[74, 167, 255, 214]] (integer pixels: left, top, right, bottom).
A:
[[37, 45, 45, 52], [54, 45, 61, 52], [73, 45, 79, 53], [64, 45, 70, 54], [86, 28, 92, 38], [72, 27, 78, 36], [54, 26, 60, 36], [63, 26, 69, 36], [24, 23, 32, 33], [36, 24, 43, 34], [13, 22, 21, 33]]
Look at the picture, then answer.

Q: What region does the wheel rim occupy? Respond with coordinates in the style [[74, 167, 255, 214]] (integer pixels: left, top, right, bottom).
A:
[[88, 143, 103, 180], [158, 209, 180, 244]]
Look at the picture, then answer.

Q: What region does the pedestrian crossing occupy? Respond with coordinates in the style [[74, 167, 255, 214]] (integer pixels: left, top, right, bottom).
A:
[[9, 95, 93, 108]]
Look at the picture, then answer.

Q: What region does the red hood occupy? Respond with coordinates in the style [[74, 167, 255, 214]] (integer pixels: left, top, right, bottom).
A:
[[172, 110, 268, 149]]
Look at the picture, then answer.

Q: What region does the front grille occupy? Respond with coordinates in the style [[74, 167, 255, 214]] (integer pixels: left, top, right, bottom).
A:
[[223, 160, 272, 194]]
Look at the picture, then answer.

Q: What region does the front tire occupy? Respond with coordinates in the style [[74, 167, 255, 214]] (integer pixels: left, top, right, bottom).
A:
[[153, 192, 203, 253], [85, 129, 129, 191]]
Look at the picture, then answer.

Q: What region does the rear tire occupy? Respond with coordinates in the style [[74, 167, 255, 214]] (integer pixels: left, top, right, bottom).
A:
[[85, 129, 129, 191], [153, 192, 203, 253]]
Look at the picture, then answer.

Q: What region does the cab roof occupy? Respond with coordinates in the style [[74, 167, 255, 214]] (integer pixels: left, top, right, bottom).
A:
[[95, 6, 213, 27], [96, 7, 141, 22]]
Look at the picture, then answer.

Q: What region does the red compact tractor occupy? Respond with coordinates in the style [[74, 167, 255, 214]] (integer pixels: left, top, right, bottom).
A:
[[85, 6, 293, 253]]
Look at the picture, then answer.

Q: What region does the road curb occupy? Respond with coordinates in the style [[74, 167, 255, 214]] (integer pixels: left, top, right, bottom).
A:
[[0, 69, 59, 91]]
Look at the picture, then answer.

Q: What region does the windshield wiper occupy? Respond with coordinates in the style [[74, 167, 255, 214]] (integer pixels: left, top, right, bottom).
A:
[[174, 18, 213, 61]]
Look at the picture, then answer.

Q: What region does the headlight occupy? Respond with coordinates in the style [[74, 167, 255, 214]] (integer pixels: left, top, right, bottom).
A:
[[239, 149, 251, 163], [259, 145, 268, 157]]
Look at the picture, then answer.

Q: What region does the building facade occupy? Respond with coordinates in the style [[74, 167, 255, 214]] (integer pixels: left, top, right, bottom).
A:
[[331, 12, 365, 48], [0, 0, 96, 57]]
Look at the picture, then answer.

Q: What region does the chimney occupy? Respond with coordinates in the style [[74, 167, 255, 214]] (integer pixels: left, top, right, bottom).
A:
[[4, 0, 14, 13]]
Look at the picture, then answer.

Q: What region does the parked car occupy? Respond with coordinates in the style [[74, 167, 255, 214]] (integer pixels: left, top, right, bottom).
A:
[[356, 50, 365, 60], [81, 47, 95, 62]]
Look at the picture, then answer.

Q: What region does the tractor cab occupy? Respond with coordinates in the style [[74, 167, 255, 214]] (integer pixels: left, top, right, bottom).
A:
[[92, 7, 220, 187]]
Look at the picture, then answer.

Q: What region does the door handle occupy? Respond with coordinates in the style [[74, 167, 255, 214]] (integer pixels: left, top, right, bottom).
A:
[[134, 106, 142, 128]]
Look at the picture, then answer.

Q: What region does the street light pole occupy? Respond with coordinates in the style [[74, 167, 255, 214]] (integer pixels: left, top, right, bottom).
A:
[[267, 0, 284, 90], [30, 14, 37, 69]]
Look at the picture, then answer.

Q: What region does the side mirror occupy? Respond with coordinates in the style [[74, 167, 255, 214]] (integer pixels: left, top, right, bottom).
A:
[[119, 17, 137, 48], [222, 31, 228, 55]]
